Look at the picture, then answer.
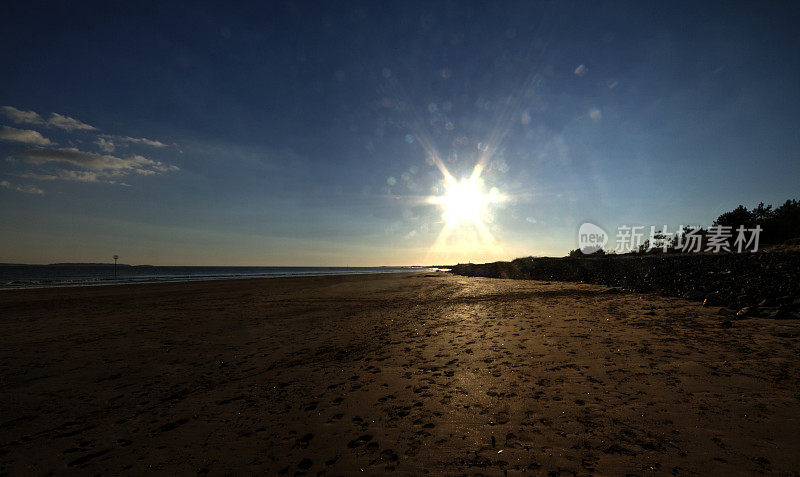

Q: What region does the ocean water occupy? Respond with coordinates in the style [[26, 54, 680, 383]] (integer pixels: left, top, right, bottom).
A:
[[0, 264, 435, 290]]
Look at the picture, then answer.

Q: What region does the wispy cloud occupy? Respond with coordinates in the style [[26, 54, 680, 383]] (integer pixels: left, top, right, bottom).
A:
[[95, 134, 167, 152], [1, 106, 96, 131], [95, 136, 115, 152], [11, 147, 179, 184], [47, 112, 96, 131], [0, 126, 53, 145], [16, 147, 178, 173], [0, 179, 44, 195], [2, 106, 178, 187], [19, 171, 101, 183], [1, 106, 44, 125]]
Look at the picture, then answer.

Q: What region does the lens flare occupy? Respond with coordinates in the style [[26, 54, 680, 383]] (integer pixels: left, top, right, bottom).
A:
[[428, 176, 500, 226], [424, 156, 509, 263]]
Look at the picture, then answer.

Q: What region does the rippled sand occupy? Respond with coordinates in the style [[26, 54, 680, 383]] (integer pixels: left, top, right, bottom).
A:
[[1, 273, 798, 474]]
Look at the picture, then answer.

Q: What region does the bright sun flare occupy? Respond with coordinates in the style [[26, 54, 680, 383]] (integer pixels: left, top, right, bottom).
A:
[[423, 163, 509, 263], [430, 177, 493, 226], [416, 134, 511, 263], [426, 160, 508, 231]]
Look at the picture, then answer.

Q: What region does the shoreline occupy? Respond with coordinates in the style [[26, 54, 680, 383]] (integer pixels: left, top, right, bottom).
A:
[[2, 272, 798, 474], [0, 267, 437, 292], [0, 271, 432, 298]]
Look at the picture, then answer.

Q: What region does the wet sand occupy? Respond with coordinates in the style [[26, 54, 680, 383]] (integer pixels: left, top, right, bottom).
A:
[[1, 272, 798, 475]]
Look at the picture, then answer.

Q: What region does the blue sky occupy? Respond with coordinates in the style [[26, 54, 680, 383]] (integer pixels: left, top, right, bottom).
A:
[[1, 1, 798, 265]]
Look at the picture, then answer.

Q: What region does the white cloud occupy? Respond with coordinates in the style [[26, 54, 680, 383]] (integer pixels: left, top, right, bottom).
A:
[[19, 171, 100, 183], [95, 134, 167, 152], [16, 147, 176, 173], [1, 106, 96, 131], [1, 106, 45, 125], [0, 180, 45, 195], [95, 136, 116, 152], [2, 107, 178, 188], [0, 126, 53, 145], [11, 147, 179, 185], [106, 135, 166, 147], [61, 170, 101, 182], [46, 112, 96, 131]]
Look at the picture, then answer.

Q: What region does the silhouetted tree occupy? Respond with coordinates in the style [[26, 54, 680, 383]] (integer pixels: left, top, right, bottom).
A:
[[713, 199, 800, 245]]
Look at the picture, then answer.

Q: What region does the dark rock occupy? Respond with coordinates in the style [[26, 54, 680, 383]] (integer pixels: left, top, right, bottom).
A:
[[770, 305, 794, 320], [758, 298, 773, 307], [736, 307, 755, 319], [702, 292, 721, 306], [449, 252, 800, 311], [687, 291, 705, 301]]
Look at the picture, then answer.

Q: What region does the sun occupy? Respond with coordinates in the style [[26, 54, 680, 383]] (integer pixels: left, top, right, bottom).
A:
[[425, 158, 508, 247], [429, 176, 493, 226], [423, 162, 509, 263], [411, 130, 511, 262]]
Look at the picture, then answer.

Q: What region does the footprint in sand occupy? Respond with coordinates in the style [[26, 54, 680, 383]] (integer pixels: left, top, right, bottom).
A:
[[297, 433, 314, 448], [347, 434, 373, 448]]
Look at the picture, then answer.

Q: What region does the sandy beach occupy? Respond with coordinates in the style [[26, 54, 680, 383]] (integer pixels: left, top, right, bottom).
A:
[[1, 272, 798, 475]]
